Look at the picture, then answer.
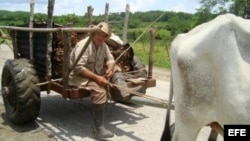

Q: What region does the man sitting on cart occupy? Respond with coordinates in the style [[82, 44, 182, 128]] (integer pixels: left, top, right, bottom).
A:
[[68, 22, 137, 139]]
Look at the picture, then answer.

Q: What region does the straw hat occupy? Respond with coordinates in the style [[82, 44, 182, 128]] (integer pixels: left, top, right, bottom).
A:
[[97, 22, 111, 36]]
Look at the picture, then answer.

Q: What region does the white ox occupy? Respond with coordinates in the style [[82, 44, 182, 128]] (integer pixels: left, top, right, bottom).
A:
[[161, 13, 250, 141]]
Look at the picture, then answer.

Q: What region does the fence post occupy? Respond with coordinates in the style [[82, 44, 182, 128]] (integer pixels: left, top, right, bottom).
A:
[[62, 31, 71, 90], [104, 3, 109, 22], [87, 6, 94, 26], [29, 0, 35, 61], [148, 26, 157, 79], [46, 0, 55, 93], [123, 4, 129, 43]]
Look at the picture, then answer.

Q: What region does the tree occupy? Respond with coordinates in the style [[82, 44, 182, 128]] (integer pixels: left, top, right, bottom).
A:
[[198, 0, 250, 17], [231, 0, 250, 17], [198, 0, 232, 14]]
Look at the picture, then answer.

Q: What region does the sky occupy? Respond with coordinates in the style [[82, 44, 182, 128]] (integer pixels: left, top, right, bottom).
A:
[[0, 0, 201, 16]]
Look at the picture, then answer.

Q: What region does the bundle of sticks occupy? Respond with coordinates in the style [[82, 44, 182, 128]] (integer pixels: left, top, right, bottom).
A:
[[51, 32, 135, 78]]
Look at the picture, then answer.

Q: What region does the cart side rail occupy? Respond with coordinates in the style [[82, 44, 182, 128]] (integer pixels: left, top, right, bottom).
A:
[[0, 26, 100, 33]]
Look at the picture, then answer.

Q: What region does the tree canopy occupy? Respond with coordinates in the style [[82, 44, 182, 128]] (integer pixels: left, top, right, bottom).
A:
[[198, 0, 250, 17]]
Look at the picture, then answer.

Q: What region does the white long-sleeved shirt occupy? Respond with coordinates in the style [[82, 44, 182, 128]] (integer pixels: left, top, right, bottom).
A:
[[68, 36, 115, 87]]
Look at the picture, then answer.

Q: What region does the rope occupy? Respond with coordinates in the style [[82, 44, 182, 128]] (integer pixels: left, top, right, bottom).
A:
[[105, 12, 166, 103], [114, 11, 166, 65]]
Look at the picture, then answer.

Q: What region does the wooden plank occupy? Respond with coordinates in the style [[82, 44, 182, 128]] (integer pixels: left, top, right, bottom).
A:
[[29, 0, 35, 61]]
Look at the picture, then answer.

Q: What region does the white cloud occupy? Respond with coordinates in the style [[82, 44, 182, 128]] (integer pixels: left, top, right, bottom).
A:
[[0, 0, 201, 15], [164, 0, 201, 13], [129, 0, 157, 12], [170, 4, 187, 12], [108, 0, 158, 13], [54, 0, 85, 15]]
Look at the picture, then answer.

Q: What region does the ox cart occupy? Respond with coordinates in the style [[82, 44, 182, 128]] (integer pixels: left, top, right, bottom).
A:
[[0, 22, 159, 124]]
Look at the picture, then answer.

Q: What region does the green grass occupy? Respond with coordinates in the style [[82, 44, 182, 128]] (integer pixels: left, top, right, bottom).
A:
[[132, 41, 171, 69]]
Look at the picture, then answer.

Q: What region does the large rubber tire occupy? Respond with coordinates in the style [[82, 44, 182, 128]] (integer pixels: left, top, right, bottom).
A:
[[1, 59, 40, 124]]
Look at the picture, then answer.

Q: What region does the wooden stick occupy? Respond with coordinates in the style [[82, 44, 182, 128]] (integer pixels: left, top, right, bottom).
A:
[[0, 26, 99, 33], [36, 78, 62, 86], [122, 4, 130, 43], [46, 0, 55, 78], [108, 82, 169, 107], [87, 6, 94, 26], [148, 26, 157, 79], [104, 3, 109, 22], [68, 33, 94, 75], [29, 0, 35, 61]]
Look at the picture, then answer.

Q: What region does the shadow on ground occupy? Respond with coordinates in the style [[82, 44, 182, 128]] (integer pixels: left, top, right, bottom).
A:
[[1, 109, 40, 132], [36, 94, 148, 141]]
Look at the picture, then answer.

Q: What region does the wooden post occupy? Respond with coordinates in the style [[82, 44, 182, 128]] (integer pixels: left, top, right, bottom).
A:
[[104, 3, 109, 22], [87, 6, 94, 26], [123, 4, 129, 43], [148, 26, 157, 79], [46, 0, 55, 93], [13, 31, 18, 59], [62, 31, 71, 90], [29, 0, 35, 61]]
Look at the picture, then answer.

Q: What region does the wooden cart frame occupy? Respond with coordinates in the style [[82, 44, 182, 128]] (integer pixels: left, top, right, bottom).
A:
[[0, 0, 160, 124]]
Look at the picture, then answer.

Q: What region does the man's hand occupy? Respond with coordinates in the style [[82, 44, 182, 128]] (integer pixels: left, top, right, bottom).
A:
[[105, 63, 115, 79], [95, 75, 109, 86], [80, 68, 108, 86], [105, 68, 114, 79]]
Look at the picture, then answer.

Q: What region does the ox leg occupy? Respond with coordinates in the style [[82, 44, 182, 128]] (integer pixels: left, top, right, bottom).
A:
[[172, 122, 200, 141], [209, 122, 224, 136], [208, 129, 218, 141]]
